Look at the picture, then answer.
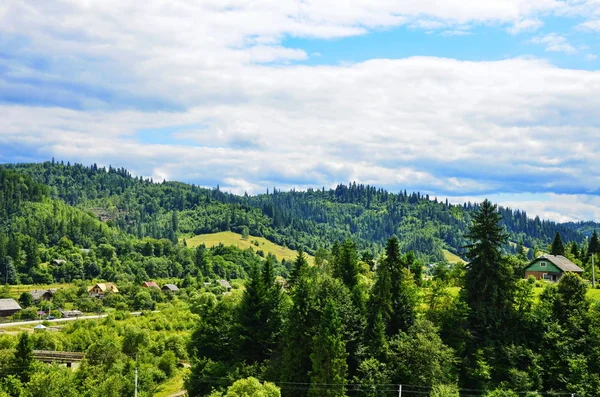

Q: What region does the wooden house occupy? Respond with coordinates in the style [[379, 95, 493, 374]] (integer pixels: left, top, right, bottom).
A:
[[161, 284, 179, 292], [88, 283, 119, 297], [524, 255, 584, 282], [29, 290, 53, 302], [142, 281, 160, 289], [0, 299, 22, 317]]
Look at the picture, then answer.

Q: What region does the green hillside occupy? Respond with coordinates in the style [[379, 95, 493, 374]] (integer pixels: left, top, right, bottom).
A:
[[184, 231, 314, 263], [442, 249, 465, 264], [2, 161, 587, 263]]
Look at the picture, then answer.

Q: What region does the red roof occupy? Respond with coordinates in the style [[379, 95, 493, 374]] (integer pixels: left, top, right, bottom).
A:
[[142, 281, 160, 288]]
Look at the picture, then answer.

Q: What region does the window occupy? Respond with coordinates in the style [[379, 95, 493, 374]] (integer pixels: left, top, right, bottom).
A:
[[540, 261, 547, 267], [542, 273, 549, 280]]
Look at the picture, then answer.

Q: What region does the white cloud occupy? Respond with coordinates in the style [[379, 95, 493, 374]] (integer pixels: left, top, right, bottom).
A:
[[2, 1, 600, 221], [530, 33, 577, 53], [587, 54, 599, 60], [508, 19, 544, 34], [578, 19, 600, 31]]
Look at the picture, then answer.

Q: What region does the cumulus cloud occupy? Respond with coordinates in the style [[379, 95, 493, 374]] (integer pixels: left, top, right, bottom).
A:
[[530, 33, 577, 53], [2, 1, 600, 221], [578, 19, 600, 31], [507, 19, 544, 34]]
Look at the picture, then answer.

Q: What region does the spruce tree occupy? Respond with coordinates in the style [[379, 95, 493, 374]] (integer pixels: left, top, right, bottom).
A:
[[282, 270, 314, 395], [333, 240, 359, 290], [289, 250, 308, 287], [12, 332, 34, 383], [194, 244, 210, 276], [463, 199, 516, 346], [550, 232, 565, 256], [589, 230, 599, 256], [237, 263, 268, 362], [308, 300, 348, 397]]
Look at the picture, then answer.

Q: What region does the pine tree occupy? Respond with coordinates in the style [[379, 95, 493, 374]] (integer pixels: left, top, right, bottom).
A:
[[333, 240, 359, 290], [12, 332, 34, 383], [308, 300, 348, 397], [589, 231, 599, 256], [463, 199, 516, 346], [237, 263, 266, 362], [194, 244, 210, 276], [282, 270, 314, 396], [550, 232, 565, 256], [289, 250, 308, 287]]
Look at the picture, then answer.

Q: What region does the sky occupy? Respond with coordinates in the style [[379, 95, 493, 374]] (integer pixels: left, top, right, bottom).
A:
[[1, 1, 600, 223]]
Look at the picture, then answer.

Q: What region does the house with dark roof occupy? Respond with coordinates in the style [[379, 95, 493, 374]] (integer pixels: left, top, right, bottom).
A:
[[0, 299, 22, 317], [162, 284, 179, 292], [29, 290, 53, 302], [524, 255, 584, 282], [142, 281, 160, 289]]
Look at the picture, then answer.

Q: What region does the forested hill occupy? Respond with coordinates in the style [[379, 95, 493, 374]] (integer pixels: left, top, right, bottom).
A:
[[2, 161, 586, 261]]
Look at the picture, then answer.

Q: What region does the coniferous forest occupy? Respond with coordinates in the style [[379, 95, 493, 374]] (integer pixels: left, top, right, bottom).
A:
[[0, 161, 599, 396]]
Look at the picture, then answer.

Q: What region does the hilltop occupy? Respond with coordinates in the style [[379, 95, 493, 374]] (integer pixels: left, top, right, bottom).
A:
[[1, 161, 590, 262]]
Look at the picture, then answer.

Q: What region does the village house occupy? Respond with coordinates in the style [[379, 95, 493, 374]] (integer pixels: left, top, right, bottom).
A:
[[29, 289, 53, 303], [524, 254, 584, 282], [161, 284, 179, 292], [88, 283, 119, 297], [0, 299, 22, 317], [142, 281, 160, 289]]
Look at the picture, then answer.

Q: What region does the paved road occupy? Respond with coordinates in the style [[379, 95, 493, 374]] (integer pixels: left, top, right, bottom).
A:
[[0, 312, 144, 328]]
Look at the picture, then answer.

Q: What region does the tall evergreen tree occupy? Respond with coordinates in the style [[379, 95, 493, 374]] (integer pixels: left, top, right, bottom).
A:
[[281, 269, 314, 396], [237, 263, 270, 362], [550, 232, 565, 256], [194, 244, 210, 276], [12, 332, 34, 383], [332, 240, 360, 291], [589, 230, 599, 256], [308, 300, 348, 397], [289, 250, 308, 287], [463, 199, 516, 347]]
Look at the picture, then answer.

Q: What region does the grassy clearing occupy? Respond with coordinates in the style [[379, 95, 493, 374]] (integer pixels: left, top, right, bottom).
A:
[[153, 369, 187, 397], [7, 283, 74, 299], [446, 286, 600, 303], [184, 231, 313, 263], [442, 249, 465, 264]]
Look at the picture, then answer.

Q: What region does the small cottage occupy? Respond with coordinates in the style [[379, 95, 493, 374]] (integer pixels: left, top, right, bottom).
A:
[[161, 284, 179, 292], [29, 290, 53, 302], [0, 299, 22, 317], [60, 309, 83, 318], [524, 254, 584, 281], [88, 283, 119, 297], [142, 281, 160, 289]]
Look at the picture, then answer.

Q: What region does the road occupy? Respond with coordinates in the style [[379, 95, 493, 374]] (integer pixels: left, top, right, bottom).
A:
[[0, 311, 145, 328]]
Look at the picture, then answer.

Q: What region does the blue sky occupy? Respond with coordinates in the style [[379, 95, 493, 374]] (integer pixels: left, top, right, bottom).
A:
[[2, 0, 600, 222]]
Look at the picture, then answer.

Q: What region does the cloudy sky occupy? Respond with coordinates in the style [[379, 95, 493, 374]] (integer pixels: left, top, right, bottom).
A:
[[2, 1, 600, 222]]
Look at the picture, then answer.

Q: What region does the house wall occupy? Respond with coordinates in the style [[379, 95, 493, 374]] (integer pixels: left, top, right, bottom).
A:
[[526, 259, 562, 273], [525, 271, 562, 281]]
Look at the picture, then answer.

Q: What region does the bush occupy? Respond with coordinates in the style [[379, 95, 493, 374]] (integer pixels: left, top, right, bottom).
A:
[[430, 384, 459, 397], [158, 351, 177, 377]]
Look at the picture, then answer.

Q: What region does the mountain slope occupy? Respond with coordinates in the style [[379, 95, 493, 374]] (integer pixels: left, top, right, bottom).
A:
[[1, 161, 586, 261]]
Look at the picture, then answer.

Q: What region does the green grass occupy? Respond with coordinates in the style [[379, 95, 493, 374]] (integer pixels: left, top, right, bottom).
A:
[[153, 369, 187, 397], [446, 286, 600, 303], [184, 231, 313, 263], [442, 249, 465, 264], [7, 283, 74, 299]]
